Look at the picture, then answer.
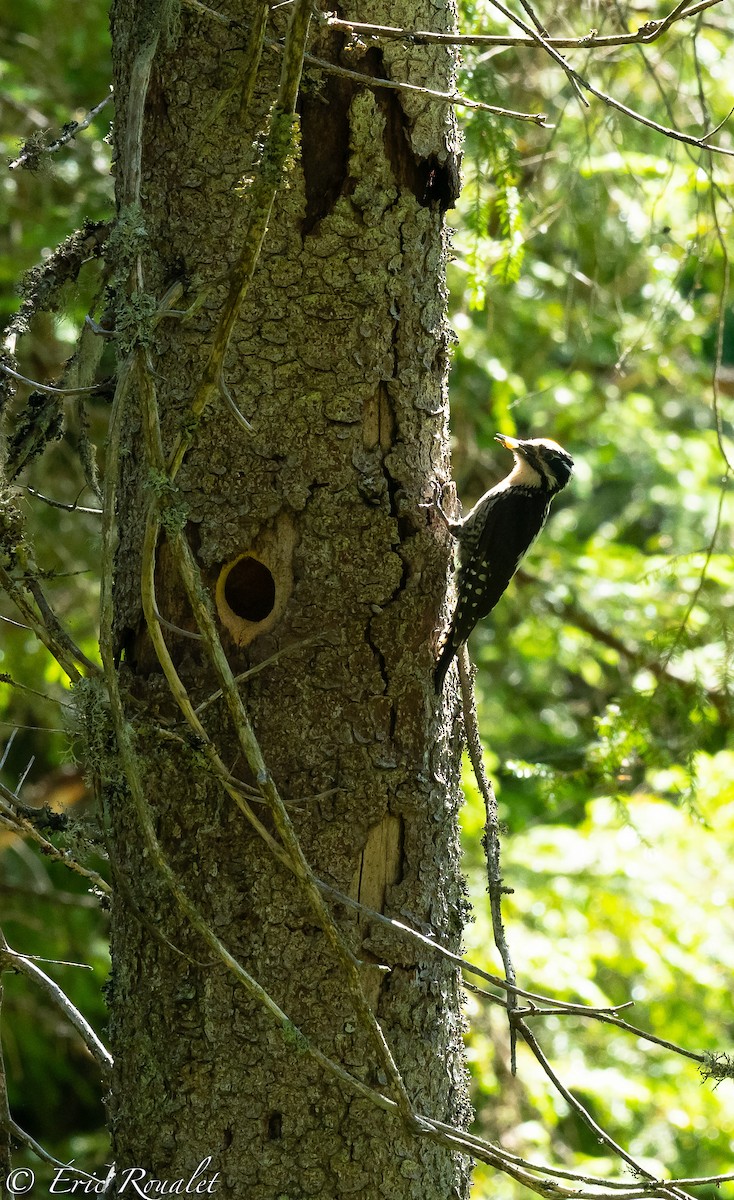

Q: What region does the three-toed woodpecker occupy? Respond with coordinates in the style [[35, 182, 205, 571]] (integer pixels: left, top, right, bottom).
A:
[[435, 434, 574, 691]]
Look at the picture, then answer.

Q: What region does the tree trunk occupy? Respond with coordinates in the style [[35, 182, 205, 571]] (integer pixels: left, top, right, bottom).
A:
[[106, 0, 469, 1194]]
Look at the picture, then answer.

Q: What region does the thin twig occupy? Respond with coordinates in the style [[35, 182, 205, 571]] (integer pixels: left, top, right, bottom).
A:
[[0, 614, 30, 631], [194, 635, 322, 713], [485, 0, 733, 153], [301, 50, 551, 124], [26, 486, 102, 515], [0, 781, 111, 896], [704, 132, 734, 472], [7, 1118, 100, 1178], [9, 92, 112, 171], [16, 755, 35, 793], [516, 1001, 705, 1064], [658, 481, 730, 684], [497, 0, 588, 107], [322, 1, 723, 51], [322, 3, 734, 155], [0, 973, 10, 1183], [0, 882, 100, 907], [0, 361, 105, 396], [656, 1173, 734, 1187], [458, 647, 518, 1072], [180, 0, 235, 27], [516, 1016, 694, 1200], [589, 82, 734, 156], [25, 576, 101, 676], [316, 879, 715, 1064], [522, 571, 730, 719], [98, 282, 185, 682], [0, 564, 85, 683], [151, 603, 204, 641], [0, 938, 112, 1078]]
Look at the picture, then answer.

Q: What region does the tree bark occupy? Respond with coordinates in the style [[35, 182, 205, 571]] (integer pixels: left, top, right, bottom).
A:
[[106, 0, 469, 1194]]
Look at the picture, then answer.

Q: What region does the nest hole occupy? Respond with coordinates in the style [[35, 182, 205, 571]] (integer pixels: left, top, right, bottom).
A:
[[223, 555, 276, 623]]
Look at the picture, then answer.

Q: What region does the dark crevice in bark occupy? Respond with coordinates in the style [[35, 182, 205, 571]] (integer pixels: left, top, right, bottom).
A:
[[419, 156, 461, 211], [300, 33, 356, 234], [369, 49, 458, 212], [366, 618, 390, 695], [266, 1111, 283, 1140], [116, 625, 139, 670], [301, 41, 459, 230]]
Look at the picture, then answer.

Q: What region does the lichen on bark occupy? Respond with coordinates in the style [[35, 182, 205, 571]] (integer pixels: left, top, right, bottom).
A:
[[106, 0, 470, 1194]]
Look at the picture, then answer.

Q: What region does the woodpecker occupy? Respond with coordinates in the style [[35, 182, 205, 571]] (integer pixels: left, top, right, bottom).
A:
[[434, 434, 574, 691]]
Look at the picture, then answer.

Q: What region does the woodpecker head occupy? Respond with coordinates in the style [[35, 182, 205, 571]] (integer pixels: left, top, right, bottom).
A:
[[495, 434, 574, 495]]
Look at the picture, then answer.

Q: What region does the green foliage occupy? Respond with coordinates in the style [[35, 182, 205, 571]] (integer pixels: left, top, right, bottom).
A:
[[0, 0, 112, 1168], [462, 762, 734, 1197], [452, 1, 734, 1193], [457, 123, 526, 304], [1, 844, 110, 1163], [449, 3, 734, 806], [0, 0, 112, 324]]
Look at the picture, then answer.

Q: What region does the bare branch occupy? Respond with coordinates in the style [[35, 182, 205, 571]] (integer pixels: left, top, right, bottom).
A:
[[301, 50, 551, 125], [7, 1118, 98, 1176], [0, 361, 105, 397], [0, 937, 112, 1079], [321, 2, 734, 155], [588, 83, 734, 157], [521, 569, 731, 721], [25, 576, 101, 676], [25, 486, 102, 515], [8, 92, 112, 171], [322, 1, 724, 51], [458, 647, 519, 1071], [0, 675, 72, 710], [0, 564, 94, 683], [0, 781, 111, 897], [516, 1017, 694, 1200], [194, 635, 324, 714], [658, 482, 730, 677], [517, 1000, 707, 1064], [704, 164, 734, 471]]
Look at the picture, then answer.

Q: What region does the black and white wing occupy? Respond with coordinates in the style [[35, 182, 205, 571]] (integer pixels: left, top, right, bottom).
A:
[[434, 489, 550, 689]]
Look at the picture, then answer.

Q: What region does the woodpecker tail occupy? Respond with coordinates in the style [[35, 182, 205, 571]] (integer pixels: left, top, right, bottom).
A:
[[434, 639, 458, 693]]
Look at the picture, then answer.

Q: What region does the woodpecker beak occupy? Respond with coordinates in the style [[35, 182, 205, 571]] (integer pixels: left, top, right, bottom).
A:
[[495, 434, 522, 451]]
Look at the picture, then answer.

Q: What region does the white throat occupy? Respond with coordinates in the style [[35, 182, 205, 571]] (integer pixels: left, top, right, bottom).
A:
[[501, 455, 544, 490]]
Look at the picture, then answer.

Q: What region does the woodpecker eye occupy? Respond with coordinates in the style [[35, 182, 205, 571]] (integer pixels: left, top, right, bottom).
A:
[[547, 452, 574, 487], [434, 431, 574, 690]]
